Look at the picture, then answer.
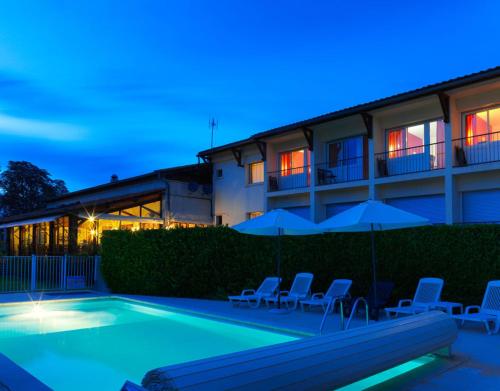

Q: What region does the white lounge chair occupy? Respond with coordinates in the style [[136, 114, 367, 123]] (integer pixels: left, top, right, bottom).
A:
[[265, 273, 314, 310], [452, 280, 500, 335], [300, 279, 352, 312], [228, 277, 280, 308], [385, 277, 444, 318]]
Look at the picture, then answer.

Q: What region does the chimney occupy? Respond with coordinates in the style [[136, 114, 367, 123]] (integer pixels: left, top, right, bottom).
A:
[[110, 174, 119, 183]]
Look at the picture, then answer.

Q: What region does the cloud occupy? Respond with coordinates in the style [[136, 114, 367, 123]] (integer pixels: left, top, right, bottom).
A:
[[0, 71, 95, 118], [0, 113, 85, 141]]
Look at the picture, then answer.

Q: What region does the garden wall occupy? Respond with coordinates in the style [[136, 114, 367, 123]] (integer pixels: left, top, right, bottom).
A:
[[101, 225, 499, 305]]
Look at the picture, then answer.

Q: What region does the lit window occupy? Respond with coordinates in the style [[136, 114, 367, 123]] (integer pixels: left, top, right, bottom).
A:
[[280, 149, 306, 176], [248, 162, 264, 184], [247, 211, 263, 220], [406, 124, 425, 154], [386, 120, 444, 158], [490, 108, 500, 142], [465, 107, 500, 145]]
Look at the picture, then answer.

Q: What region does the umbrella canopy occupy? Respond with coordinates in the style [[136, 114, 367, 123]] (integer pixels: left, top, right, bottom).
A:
[[318, 200, 430, 232], [318, 200, 430, 319], [232, 208, 320, 236], [232, 209, 320, 311]]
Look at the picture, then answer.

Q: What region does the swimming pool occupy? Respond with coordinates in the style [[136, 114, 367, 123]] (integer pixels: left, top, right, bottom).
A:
[[0, 297, 297, 390]]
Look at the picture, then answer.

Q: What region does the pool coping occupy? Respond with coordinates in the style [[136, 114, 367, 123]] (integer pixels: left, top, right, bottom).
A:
[[0, 353, 51, 390]]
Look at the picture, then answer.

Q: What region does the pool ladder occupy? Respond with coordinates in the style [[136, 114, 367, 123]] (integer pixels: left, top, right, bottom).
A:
[[319, 297, 370, 335]]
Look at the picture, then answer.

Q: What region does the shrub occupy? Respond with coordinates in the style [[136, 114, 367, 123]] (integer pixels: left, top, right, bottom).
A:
[[101, 225, 500, 306]]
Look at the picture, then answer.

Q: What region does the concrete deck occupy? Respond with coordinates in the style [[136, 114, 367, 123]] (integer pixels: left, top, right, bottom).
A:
[[0, 291, 499, 390]]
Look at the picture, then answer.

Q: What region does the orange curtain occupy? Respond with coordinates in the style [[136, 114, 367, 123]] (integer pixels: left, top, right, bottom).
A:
[[280, 153, 292, 176], [388, 129, 403, 158], [465, 114, 475, 146]]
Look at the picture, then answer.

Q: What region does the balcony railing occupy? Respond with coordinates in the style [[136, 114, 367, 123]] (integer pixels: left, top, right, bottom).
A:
[[453, 131, 500, 167], [268, 166, 310, 192], [316, 156, 367, 186], [375, 141, 445, 177]]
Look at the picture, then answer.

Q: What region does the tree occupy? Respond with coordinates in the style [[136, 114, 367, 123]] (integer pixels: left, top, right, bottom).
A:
[[0, 161, 68, 216]]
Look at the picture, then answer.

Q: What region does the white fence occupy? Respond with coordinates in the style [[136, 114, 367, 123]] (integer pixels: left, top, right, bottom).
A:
[[0, 255, 100, 293]]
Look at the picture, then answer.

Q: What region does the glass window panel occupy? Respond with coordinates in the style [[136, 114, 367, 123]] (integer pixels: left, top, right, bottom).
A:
[[429, 120, 445, 144], [466, 111, 488, 145], [77, 220, 95, 248], [406, 124, 425, 154], [121, 206, 141, 217], [429, 120, 445, 169], [10, 227, 20, 255], [291, 150, 304, 168], [280, 149, 305, 175], [489, 108, 500, 141], [99, 219, 120, 233], [141, 201, 161, 218], [328, 142, 341, 167], [249, 162, 264, 184]]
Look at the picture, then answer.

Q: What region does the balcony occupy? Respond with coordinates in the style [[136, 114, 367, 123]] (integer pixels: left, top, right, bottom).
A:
[[268, 166, 310, 192], [453, 131, 500, 167], [316, 156, 367, 186], [376, 141, 445, 177]]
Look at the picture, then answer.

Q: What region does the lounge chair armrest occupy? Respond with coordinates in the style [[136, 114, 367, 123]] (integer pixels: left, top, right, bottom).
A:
[[280, 291, 290, 296], [465, 305, 481, 314], [398, 299, 412, 307], [241, 289, 256, 296], [312, 293, 325, 300]]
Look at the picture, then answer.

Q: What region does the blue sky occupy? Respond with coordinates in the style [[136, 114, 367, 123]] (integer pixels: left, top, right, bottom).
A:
[[0, 1, 499, 190]]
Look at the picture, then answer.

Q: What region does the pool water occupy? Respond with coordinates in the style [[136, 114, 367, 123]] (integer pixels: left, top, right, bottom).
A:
[[0, 298, 297, 390]]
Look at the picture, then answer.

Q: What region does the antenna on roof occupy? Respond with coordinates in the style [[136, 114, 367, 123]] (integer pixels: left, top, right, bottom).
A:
[[209, 117, 218, 150]]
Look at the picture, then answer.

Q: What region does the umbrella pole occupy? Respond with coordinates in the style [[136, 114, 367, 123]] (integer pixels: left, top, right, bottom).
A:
[[370, 224, 378, 319], [277, 228, 282, 309]]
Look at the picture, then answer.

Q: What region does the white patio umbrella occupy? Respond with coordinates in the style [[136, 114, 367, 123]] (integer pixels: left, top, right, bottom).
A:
[[232, 209, 320, 310], [318, 200, 430, 311]]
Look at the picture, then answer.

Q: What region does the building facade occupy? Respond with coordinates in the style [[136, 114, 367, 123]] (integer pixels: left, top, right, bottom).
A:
[[1, 67, 499, 255], [199, 67, 500, 226], [0, 164, 212, 255]]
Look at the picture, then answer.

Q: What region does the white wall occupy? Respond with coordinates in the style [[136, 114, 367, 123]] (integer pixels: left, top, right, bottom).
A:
[[212, 147, 265, 226]]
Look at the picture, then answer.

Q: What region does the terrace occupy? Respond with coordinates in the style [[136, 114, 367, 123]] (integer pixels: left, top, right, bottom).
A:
[[0, 291, 498, 390], [453, 131, 500, 167], [454, 107, 500, 167]]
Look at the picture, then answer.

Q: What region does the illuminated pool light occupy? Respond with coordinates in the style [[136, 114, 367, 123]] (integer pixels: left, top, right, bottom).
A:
[[337, 355, 436, 390]]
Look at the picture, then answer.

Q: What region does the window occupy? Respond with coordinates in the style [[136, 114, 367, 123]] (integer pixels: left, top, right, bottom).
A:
[[280, 149, 306, 176], [386, 120, 444, 157], [215, 215, 223, 226], [406, 124, 425, 154], [328, 136, 364, 167], [216, 168, 223, 178], [464, 106, 500, 145], [247, 211, 263, 220], [248, 161, 264, 184]]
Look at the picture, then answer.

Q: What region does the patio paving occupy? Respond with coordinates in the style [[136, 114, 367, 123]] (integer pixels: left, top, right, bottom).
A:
[[0, 291, 498, 390]]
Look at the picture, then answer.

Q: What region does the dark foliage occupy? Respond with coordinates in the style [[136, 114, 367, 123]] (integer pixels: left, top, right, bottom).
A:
[[0, 161, 68, 216], [101, 225, 500, 306]]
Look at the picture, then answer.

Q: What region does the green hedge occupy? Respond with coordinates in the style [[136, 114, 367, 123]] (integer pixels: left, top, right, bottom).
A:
[[101, 225, 500, 306]]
